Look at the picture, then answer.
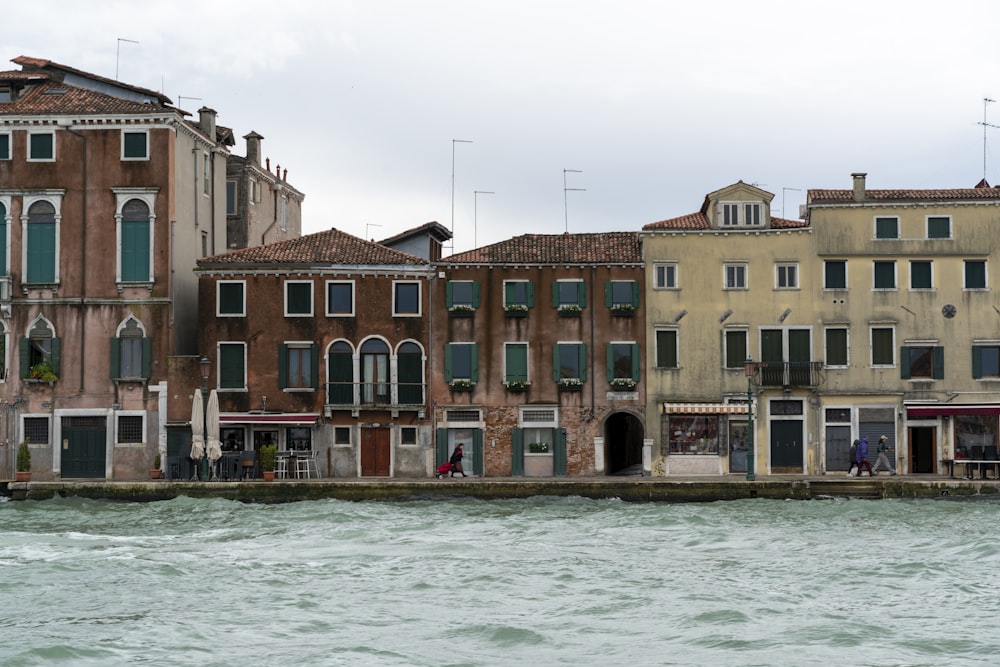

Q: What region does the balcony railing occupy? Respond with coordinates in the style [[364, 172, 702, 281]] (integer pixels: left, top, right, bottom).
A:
[[325, 381, 425, 409], [757, 361, 823, 388]]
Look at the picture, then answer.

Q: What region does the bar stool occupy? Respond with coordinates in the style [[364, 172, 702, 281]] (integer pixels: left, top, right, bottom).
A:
[[295, 451, 315, 479], [241, 451, 256, 480], [275, 453, 289, 480]]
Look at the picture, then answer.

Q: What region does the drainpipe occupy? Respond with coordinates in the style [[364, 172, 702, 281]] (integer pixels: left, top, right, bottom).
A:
[[58, 120, 87, 392]]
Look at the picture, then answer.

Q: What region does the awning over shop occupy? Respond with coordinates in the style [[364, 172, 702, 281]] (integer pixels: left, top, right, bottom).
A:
[[905, 403, 1000, 418], [662, 403, 748, 415], [219, 413, 320, 426]]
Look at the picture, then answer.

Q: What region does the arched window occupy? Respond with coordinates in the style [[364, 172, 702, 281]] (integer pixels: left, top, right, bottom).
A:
[[327, 341, 353, 404], [397, 342, 423, 405], [20, 317, 59, 380], [360, 339, 389, 404], [120, 199, 151, 282], [26, 201, 56, 283], [111, 317, 150, 380]]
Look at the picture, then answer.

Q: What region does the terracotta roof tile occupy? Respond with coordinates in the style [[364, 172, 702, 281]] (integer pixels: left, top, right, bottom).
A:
[[443, 232, 642, 264], [197, 228, 428, 268], [808, 187, 1000, 204], [643, 213, 808, 230], [12, 55, 171, 104], [0, 79, 164, 116]]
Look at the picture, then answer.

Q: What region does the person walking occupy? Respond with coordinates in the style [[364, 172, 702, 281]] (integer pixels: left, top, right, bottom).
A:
[[449, 443, 467, 477], [846, 438, 859, 476], [871, 435, 897, 476], [855, 435, 874, 477]]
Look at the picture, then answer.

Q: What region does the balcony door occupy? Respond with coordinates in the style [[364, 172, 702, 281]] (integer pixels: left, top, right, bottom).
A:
[[360, 339, 389, 404]]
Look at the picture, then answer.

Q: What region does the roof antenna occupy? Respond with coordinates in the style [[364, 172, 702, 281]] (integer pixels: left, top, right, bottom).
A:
[[979, 98, 999, 181], [563, 169, 585, 233], [116, 38, 139, 80]]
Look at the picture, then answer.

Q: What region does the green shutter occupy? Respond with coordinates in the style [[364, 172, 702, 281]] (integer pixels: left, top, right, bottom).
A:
[[121, 220, 150, 282], [19, 338, 29, 378], [26, 222, 56, 283], [0, 204, 7, 275], [444, 344, 453, 382], [50, 338, 61, 376], [900, 346, 911, 379], [472, 429, 484, 476], [606, 344, 614, 381], [471, 282, 480, 308], [310, 343, 320, 388], [525, 281, 535, 307], [933, 346, 944, 380], [110, 338, 120, 379], [553, 428, 567, 476], [579, 344, 587, 382], [631, 343, 640, 381], [445, 281, 454, 308], [788, 330, 810, 363], [631, 280, 640, 307], [278, 344, 288, 388], [578, 281, 587, 308], [973, 346, 983, 379], [511, 428, 524, 476], [142, 338, 152, 379], [470, 343, 479, 383], [604, 281, 613, 307], [552, 343, 560, 382], [436, 428, 448, 467], [551, 281, 559, 308]]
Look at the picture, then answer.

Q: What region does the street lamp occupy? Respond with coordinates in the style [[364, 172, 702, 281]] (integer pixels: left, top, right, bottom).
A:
[[744, 357, 759, 481], [199, 356, 211, 481]]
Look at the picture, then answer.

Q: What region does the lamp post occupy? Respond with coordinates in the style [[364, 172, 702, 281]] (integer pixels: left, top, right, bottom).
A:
[[199, 356, 211, 482], [744, 357, 758, 481]]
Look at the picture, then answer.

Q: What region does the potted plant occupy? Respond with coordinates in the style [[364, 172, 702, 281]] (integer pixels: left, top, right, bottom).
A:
[[27, 362, 58, 382], [504, 379, 529, 393], [260, 444, 277, 482], [558, 304, 582, 317], [557, 377, 583, 391], [609, 378, 638, 391], [151, 452, 162, 479], [528, 441, 550, 454], [16, 438, 31, 482], [504, 303, 528, 317], [449, 304, 475, 317], [449, 379, 476, 392], [610, 303, 636, 317]]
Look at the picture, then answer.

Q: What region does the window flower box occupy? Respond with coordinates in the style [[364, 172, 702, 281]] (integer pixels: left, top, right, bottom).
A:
[[504, 304, 528, 318], [449, 379, 476, 392], [27, 362, 58, 382], [557, 378, 583, 391], [449, 305, 475, 317], [611, 304, 636, 317], [558, 304, 582, 317], [609, 378, 637, 391], [528, 442, 550, 454], [504, 379, 530, 393]]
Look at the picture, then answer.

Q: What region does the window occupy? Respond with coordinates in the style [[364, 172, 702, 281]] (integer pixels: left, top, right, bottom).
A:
[[0, 323, 6, 382], [824, 260, 847, 289], [667, 414, 719, 454], [553, 280, 586, 309], [825, 327, 848, 367], [285, 281, 313, 316], [249, 178, 258, 204], [718, 201, 762, 227], [20, 318, 59, 380], [955, 415, 999, 460], [873, 261, 896, 289], [504, 280, 534, 310], [0, 199, 7, 275], [119, 198, 151, 282], [605, 280, 639, 310], [401, 427, 417, 445], [286, 427, 312, 451], [0, 132, 9, 160], [226, 180, 237, 215], [723, 263, 747, 289], [23, 417, 50, 445], [218, 342, 246, 390], [724, 330, 747, 369], [326, 340, 354, 404], [361, 339, 390, 403], [446, 280, 479, 311], [909, 261, 932, 290], [553, 342, 586, 381], [505, 342, 529, 383], [393, 281, 421, 316], [654, 262, 677, 289], [121, 130, 148, 160], [28, 131, 54, 161], [397, 341, 424, 404], [607, 342, 639, 382], [334, 427, 351, 445], [875, 216, 899, 239], [281, 195, 287, 231], [759, 328, 812, 385], [217, 281, 246, 317], [927, 216, 951, 239], [25, 199, 57, 284], [111, 317, 150, 380], [656, 329, 678, 369], [203, 152, 210, 195], [965, 260, 987, 289], [117, 415, 144, 443], [870, 327, 895, 367], [279, 343, 318, 389], [775, 263, 799, 289], [445, 342, 478, 383], [326, 281, 354, 316], [902, 345, 943, 380], [973, 345, 1000, 379]]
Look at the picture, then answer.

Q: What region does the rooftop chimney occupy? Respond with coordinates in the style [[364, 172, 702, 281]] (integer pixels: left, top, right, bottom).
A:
[[851, 172, 867, 202], [198, 107, 217, 142], [243, 131, 263, 167]]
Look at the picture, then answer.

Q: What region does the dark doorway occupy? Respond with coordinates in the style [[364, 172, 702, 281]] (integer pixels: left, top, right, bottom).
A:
[[770, 419, 804, 473], [909, 426, 936, 474], [62, 416, 107, 478], [604, 412, 644, 475]]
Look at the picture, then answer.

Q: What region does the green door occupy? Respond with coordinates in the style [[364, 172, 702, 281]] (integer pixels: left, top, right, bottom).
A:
[[61, 416, 107, 478]]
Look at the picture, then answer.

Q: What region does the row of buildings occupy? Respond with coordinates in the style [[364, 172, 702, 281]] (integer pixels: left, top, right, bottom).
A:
[[3, 55, 1000, 481]]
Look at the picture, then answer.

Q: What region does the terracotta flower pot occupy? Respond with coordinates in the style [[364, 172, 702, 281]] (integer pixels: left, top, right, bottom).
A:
[[263, 471, 275, 482], [15, 471, 31, 482]]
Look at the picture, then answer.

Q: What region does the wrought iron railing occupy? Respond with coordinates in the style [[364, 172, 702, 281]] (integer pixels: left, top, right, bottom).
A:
[[757, 361, 823, 387], [325, 381, 425, 408]]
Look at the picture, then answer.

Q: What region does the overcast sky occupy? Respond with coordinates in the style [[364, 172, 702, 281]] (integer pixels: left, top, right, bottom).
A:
[[7, 1, 1000, 253]]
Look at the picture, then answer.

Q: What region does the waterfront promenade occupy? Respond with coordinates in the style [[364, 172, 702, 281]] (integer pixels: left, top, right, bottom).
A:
[[4, 474, 999, 503]]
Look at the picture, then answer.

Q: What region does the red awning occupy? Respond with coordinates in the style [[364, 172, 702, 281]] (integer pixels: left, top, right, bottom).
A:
[[905, 403, 1000, 418], [219, 413, 320, 425]]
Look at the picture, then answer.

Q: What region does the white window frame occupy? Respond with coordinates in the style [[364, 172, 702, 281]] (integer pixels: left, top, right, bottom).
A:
[[964, 259, 988, 290], [283, 341, 314, 391], [718, 201, 763, 227], [0, 130, 10, 160], [823, 259, 848, 290], [114, 411, 147, 446], [824, 326, 850, 368], [120, 129, 149, 161], [723, 327, 748, 369], [27, 130, 56, 162], [908, 259, 934, 291], [775, 262, 799, 290], [113, 188, 157, 284], [655, 327, 679, 369], [874, 215, 899, 239], [202, 151, 210, 196], [218, 341, 248, 392], [926, 215, 952, 240], [504, 342, 530, 384], [325, 280, 356, 317], [723, 262, 747, 290], [392, 280, 422, 317], [870, 325, 896, 368], [653, 262, 678, 289], [20, 191, 64, 285], [248, 178, 258, 205], [872, 260, 897, 291], [284, 280, 314, 317], [216, 280, 246, 317]]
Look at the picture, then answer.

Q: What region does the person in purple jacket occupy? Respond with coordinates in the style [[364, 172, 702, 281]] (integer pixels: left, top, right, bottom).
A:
[[855, 435, 874, 477]]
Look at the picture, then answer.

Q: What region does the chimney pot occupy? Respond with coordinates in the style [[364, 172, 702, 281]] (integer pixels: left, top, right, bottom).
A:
[[851, 172, 867, 202]]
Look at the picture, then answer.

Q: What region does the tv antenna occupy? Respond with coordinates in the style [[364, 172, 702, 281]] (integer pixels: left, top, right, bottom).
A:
[[563, 169, 585, 233], [980, 97, 999, 181], [116, 38, 139, 80]]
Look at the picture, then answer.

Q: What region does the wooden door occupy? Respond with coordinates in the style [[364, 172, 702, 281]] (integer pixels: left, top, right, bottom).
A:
[[361, 427, 390, 476]]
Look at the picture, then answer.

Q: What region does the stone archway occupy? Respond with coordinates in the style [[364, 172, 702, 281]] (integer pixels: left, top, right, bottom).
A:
[[604, 412, 645, 475]]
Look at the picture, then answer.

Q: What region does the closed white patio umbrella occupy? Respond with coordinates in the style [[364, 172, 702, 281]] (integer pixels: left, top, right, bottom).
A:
[[205, 389, 222, 480], [190, 388, 205, 480]]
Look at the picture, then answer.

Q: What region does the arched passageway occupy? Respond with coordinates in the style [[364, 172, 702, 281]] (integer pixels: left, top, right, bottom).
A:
[[604, 412, 644, 475]]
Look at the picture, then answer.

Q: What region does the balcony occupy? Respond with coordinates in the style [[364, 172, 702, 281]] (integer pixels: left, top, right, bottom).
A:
[[757, 361, 823, 388], [325, 381, 426, 417]]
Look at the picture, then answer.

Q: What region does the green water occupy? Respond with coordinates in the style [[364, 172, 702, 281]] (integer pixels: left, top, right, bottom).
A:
[[1, 495, 998, 666]]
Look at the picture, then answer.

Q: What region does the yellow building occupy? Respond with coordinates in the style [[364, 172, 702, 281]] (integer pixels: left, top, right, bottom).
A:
[[642, 174, 1000, 478]]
